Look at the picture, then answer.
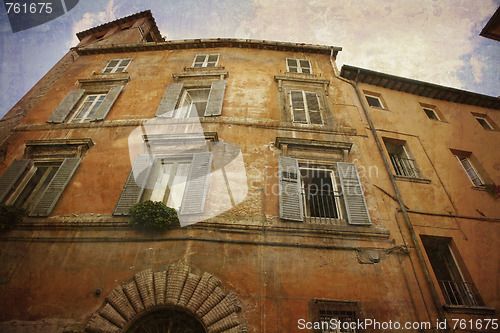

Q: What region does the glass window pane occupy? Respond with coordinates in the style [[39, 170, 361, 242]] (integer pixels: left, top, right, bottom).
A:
[[305, 92, 320, 111], [167, 162, 190, 210], [150, 163, 173, 202]]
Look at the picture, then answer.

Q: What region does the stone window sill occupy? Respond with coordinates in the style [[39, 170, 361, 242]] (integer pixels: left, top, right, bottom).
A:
[[394, 175, 431, 184], [443, 304, 495, 315]]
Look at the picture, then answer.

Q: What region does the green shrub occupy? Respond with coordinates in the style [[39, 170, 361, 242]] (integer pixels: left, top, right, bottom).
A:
[[0, 204, 26, 231], [129, 200, 180, 232]]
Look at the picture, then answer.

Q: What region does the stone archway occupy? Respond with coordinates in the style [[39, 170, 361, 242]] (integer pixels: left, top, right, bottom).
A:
[[86, 261, 247, 333]]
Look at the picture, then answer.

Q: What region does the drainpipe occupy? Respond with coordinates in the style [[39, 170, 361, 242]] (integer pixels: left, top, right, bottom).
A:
[[329, 49, 449, 331]]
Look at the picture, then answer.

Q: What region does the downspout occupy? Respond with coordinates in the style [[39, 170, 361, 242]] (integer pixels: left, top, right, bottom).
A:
[[329, 49, 449, 331]]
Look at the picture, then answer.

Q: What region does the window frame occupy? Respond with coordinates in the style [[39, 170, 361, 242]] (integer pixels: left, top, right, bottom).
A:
[[68, 93, 107, 123], [455, 155, 484, 187], [286, 58, 312, 74], [474, 116, 494, 130], [423, 107, 441, 121], [364, 92, 385, 109], [289, 90, 324, 125], [384, 139, 421, 179], [176, 87, 212, 119], [102, 58, 132, 74], [192, 54, 220, 68], [299, 164, 343, 221]]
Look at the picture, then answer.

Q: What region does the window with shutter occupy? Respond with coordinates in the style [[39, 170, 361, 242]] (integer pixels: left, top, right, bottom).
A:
[[289, 90, 323, 125], [103, 59, 132, 73], [192, 54, 219, 68], [337, 162, 371, 225], [0, 159, 31, 203], [115, 153, 212, 216], [286, 58, 312, 74], [156, 81, 226, 118], [278, 156, 303, 222]]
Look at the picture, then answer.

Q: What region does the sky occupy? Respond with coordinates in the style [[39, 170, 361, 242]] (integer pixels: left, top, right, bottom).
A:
[[0, 0, 499, 120]]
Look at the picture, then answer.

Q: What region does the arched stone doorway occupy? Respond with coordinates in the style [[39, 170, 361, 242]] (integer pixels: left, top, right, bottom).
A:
[[86, 261, 247, 333]]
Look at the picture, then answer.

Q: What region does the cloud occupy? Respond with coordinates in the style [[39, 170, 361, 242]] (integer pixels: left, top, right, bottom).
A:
[[469, 55, 485, 83], [233, 0, 499, 91], [68, 0, 118, 47]]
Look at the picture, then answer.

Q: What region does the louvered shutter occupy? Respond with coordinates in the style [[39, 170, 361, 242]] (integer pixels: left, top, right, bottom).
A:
[[47, 89, 85, 123], [91, 85, 123, 121], [279, 156, 303, 221], [156, 83, 184, 117], [204, 80, 226, 116], [337, 162, 371, 225], [30, 158, 81, 217], [0, 159, 31, 203], [114, 155, 154, 215], [179, 152, 212, 215]]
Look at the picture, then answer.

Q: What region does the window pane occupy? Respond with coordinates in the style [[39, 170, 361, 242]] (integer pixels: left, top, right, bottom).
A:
[[366, 95, 381, 107], [309, 111, 323, 124], [305, 92, 320, 111], [299, 60, 310, 70], [166, 162, 190, 210], [290, 91, 304, 109], [150, 163, 173, 202]]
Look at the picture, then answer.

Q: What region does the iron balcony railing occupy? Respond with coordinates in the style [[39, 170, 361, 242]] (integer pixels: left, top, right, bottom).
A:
[[301, 189, 342, 224], [438, 280, 484, 307], [389, 155, 420, 178]]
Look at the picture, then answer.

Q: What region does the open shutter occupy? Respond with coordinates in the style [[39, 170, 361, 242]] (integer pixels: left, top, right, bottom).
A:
[[156, 83, 183, 117], [0, 159, 31, 203], [47, 89, 85, 123], [114, 155, 154, 215], [204, 80, 226, 116], [30, 158, 81, 217], [180, 152, 212, 215], [91, 85, 123, 121], [279, 156, 303, 221], [337, 162, 371, 225]]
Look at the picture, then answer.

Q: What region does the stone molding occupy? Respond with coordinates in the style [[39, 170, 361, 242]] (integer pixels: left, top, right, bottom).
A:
[[86, 261, 247, 333]]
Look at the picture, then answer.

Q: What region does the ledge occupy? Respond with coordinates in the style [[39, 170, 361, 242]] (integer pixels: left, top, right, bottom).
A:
[[394, 175, 431, 184], [443, 305, 496, 315], [275, 137, 352, 152], [173, 71, 228, 80]]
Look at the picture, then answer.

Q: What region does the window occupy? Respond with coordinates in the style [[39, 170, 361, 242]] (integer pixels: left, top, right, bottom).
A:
[[156, 81, 226, 118], [300, 165, 342, 222], [423, 107, 440, 121], [176, 88, 211, 118], [421, 236, 484, 307], [290, 90, 323, 124], [69, 94, 106, 123], [279, 156, 371, 225], [384, 139, 420, 178], [142, 160, 191, 210], [0, 158, 81, 216], [310, 300, 360, 333], [364, 92, 385, 109], [114, 152, 212, 216], [455, 155, 483, 186], [102, 59, 131, 73], [192, 54, 219, 68], [475, 116, 494, 130], [47, 85, 123, 124], [286, 58, 312, 74]]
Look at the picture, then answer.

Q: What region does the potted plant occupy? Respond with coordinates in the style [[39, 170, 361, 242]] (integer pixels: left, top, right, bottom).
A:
[[129, 200, 180, 232]]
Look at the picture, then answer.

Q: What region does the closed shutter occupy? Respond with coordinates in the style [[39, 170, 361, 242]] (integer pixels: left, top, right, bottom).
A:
[[47, 89, 85, 123], [337, 162, 371, 225], [156, 83, 184, 117], [204, 80, 226, 116], [30, 158, 81, 217], [91, 85, 123, 121], [179, 152, 212, 215], [279, 156, 303, 221], [114, 155, 154, 215], [0, 159, 31, 203]]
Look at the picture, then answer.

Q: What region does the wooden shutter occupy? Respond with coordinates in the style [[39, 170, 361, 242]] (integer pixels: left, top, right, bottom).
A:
[[290, 91, 307, 123], [279, 156, 303, 222], [180, 152, 212, 215], [114, 155, 154, 216], [156, 83, 184, 117], [91, 85, 123, 121], [47, 89, 85, 123], [337, 162, 371, 225], [0, 159, 31, 203], [204, 80, 226, 116], [305, 92, 322, 124], [30, 158, 81, 217]]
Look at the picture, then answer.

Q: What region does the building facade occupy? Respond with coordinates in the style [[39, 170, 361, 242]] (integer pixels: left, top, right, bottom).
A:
[[0, 10, 498, 333]]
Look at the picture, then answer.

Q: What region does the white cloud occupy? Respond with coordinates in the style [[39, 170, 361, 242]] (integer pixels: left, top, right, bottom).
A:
[[68, 0, 118, 47], [470, 55, 485, 83], [234, 0, 499, 91]]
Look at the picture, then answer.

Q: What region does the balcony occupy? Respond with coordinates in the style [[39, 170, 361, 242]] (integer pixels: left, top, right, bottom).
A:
[[438, 280, 484, 307]]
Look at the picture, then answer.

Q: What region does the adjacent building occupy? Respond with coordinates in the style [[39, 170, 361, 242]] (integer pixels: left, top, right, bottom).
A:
[[0, 10, 498, 333]]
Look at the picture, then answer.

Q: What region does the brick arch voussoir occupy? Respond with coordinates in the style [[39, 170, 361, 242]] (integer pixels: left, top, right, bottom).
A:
[[86, 261, 247, 333]]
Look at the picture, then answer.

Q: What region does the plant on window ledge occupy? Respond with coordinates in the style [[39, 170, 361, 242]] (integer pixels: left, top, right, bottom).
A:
[[484, 183, 500, 199], [0, 204, 27, 231], [129, 200, 180, 232]]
